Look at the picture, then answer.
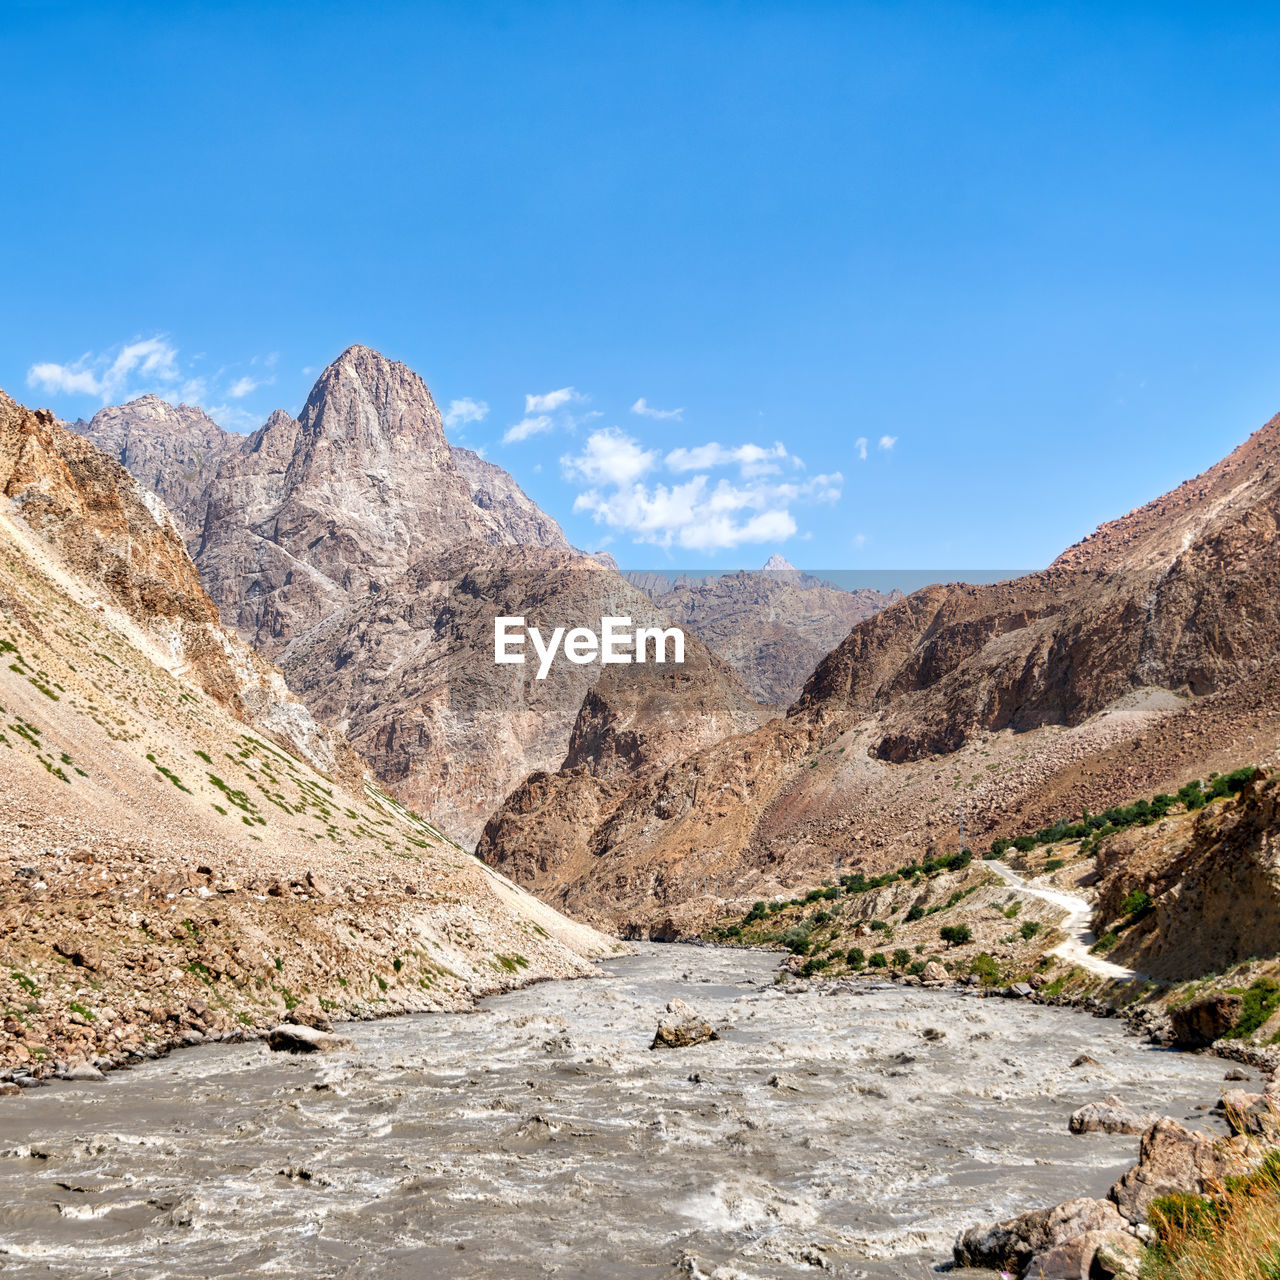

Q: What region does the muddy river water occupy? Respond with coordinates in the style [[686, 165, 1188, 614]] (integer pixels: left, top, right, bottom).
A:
[[0, 946, 1248, 1278]]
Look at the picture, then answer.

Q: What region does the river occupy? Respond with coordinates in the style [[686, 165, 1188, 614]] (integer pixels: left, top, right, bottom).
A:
[[0, 946, 1247, 1278]]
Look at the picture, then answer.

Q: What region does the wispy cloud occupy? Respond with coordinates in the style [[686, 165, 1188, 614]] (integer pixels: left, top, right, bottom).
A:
[[665, 441, 798, 478], [28, 338, 186, 402], [855, 437, 868, 461], [879, 434, 897, 451], [631, 397, 683, 421], [503, 414, 554, 444], [525, 386, 582, 414], [561, 427, 841, 551], [444, 396, 489, 429], [26, 337, 279, 432]]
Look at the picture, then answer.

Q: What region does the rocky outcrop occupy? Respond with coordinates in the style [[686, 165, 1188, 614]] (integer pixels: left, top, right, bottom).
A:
[[954, 1197, 1129, 1273], [1171, 993, 1245, 1048], [1108, 1118, 1253, 1223]]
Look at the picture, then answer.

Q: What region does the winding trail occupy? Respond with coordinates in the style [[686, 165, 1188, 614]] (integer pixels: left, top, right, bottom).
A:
[[989, 860, 1141, 982]]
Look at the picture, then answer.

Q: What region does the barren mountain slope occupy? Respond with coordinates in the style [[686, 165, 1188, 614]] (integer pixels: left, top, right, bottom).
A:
[[276, 543, 768, 846], [0, 390, 612, 1076], [638, 565, 900, 706], [69, 395, 235, 552], [479, 408, 1280, 933]]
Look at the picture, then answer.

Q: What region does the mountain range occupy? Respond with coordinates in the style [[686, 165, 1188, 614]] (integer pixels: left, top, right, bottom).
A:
[[59, 346, 1280, 940]]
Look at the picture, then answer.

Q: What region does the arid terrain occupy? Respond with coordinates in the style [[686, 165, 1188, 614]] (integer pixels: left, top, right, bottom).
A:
[[0, 391, 612, 1079]]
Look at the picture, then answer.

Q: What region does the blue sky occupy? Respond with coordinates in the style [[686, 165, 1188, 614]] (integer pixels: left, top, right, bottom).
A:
[[3, 2, 1279, 570]]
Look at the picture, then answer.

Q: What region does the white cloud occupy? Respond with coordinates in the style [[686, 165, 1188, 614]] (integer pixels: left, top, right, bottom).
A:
[[26, 337, 279, 432], [525, 386, 581, 414], [561, 427, 658, 487], [631, 397, 683, 420], [503, 414, 554, 444], [28, 337, 182, 402], [444, 397, 489, 429], [564, 427, 841, 551], [665, 441, 796, 478], [878, 434, 897, 451], [855, 437, 868, 461]]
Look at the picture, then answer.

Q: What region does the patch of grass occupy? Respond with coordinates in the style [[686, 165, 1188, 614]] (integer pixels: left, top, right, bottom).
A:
[[1225, 979, 1280, 1040]]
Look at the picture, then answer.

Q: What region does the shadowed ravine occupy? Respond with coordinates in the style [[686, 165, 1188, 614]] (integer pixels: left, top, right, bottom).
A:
[[0, 946, 1246, 1278]]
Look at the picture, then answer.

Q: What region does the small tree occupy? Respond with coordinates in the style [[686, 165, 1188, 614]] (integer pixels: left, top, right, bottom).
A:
[[847, 947, 866, 969], [868, 952, 888, 969], [892, 948, 911, 968], [905, 905, 925, 922], [940, 924, 972, 947]]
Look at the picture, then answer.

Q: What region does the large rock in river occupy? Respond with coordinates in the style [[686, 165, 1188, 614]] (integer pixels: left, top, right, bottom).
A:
[[651, 999, 719, 1050], [267, 1024, 355, 1055], [954, 1196, 1127, 1272], [1069, 1096, 1161, 1135]]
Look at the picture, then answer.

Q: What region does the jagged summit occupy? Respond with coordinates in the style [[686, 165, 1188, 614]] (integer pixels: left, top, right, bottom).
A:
[[762, 552, 798, 572]]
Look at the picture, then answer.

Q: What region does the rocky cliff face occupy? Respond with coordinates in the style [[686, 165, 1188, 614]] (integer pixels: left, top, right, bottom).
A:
[[479, 408, 1280, 932], [276, 542, 767, 846], [69, 396, 235, 551], [1092, 772, 1280, 981], [0, 386, 612, 1077]]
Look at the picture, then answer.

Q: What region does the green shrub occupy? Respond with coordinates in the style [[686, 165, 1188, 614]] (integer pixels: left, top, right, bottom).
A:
[[867, 951, 888, 969], [905, 905, 925, 922], [892, 949, 911, 968], [1120, 889, 1152, 918], [1225, 978, 1280, 1039], [1091, 931, 1119, 954], [800, 956, 829, 977], [869, 919, 889, 932], [781, 924, 812, 955], [970, 953, 1000, 985], [1020, 920, 1042, 940], [1044, 857, 1065, 872], [940, 924, 972, 946], [847, 947, 866, 969]]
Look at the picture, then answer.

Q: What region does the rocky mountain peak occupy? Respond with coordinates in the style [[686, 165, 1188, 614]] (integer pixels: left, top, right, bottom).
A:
[[762, 553, 797, 572], [296, 344, 450, 460]]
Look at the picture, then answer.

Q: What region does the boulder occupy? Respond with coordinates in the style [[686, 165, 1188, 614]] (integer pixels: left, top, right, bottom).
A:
[[1093, 1232, 1147, 1279], [954, 1197, 1126, 1271], [57, 1062, 107, 1082], [1108, 1118, 1252, 1222], [1070, 1054, 1100, 1068], [921, 961, 948, 986], [267, 1024, 355, 1054], [53, 939, 103, 971], [1069, 1096, 1161, 1135], [1170, 994, 1242, 1048], [650, 999, 719, 1050], [1216, 1089, 1280, 1139]]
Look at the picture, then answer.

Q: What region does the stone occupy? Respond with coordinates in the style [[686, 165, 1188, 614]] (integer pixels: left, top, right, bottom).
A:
[[1108, 1118, 1252, 1223], [1092, 1232, 1148, 1279], [0, 1082, 21, 1097], [1025, 1229, 1144, 1280], [650, 999, 719, 1050], [53, 939, 102, 971], [1069, 1096, 1161, 1135], [1009, 982, 1035, 998], [1070, 1054, 1100, 1068], [267, 1024, 356, 1055], [58, 1063, 107, 1082], [1225, 1068, 1250, 1081], [1169, 993, 1243, 1048], [954, 1197, 1127, 1271], [1216, 1089, 1280, 1139], [921, 961, 948, 986]]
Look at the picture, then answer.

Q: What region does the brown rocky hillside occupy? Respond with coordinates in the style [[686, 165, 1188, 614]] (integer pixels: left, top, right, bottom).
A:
[[0, 389, 611, 1077], [479, 408, 1280, 934]]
